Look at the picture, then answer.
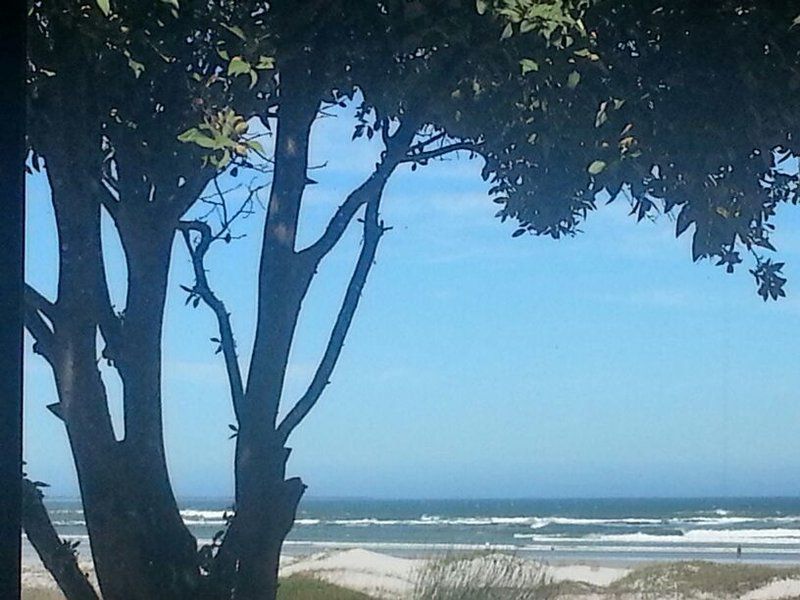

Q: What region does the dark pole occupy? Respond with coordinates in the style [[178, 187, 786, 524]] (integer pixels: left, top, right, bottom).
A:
[[0, 0, 26, 597]]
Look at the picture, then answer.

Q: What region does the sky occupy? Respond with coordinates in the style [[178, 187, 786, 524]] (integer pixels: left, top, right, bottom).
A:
[[23, 102, 800, 500]]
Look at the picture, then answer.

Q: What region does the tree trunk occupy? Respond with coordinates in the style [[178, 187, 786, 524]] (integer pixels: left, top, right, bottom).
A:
[[115, 213, 202, 596], [231, 446, 305, 600], [45, 158, 201, 600], [233, 64, 319, 600]]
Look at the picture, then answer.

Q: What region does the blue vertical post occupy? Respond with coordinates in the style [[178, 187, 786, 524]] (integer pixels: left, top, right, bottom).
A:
[[0, 0, 26, 598]]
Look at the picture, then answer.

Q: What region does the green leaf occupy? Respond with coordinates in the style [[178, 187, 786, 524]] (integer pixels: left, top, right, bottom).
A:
[[127, 58, 145, 79], [501, 23, 513, 40], [567, 70, 581, 89], [520, 58, 539, 75], [221, 22, 247, 41], [587, 160, 607, 175], [594, 101, 609, 128], [476, 0, 488, 15], [95, 0, 111, 16], [227, 56, 251, 77], [254, 55, 275, 70], [792, 14, 800, 28], [177, 128, 200, 142], [248, 69, 258, 89], [177, 128, 220, 149], [247, 140, 266, 156], [574, 48, 599, 61], [160, 0, 179, 8]]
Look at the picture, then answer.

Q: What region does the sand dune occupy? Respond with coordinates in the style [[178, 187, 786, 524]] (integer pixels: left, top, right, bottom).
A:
[[21, 546, 800, 599]]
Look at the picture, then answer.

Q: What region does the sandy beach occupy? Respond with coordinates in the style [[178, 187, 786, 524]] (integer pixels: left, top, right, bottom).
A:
[[21, 543, 800, 599]]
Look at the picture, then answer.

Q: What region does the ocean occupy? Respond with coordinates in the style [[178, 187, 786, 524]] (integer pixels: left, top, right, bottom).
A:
[[41, 497, 800, 565]]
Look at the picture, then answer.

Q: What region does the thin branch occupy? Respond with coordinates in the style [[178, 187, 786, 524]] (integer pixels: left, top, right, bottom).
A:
[[401, 140, 485, 164], [406, 130, 446, 155], [201, 178, 268, 239], [301, 119, 417, 265], [213, 176, 230, 229], [299, 172, 384, 264], [277, 195, 387, 442], [176, 220, 246, 420]]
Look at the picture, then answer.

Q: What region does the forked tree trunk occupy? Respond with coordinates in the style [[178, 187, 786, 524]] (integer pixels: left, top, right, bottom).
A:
[[29, 48, 407, 599], [41, 155, 202, 600], [231, 65, 320, 600]]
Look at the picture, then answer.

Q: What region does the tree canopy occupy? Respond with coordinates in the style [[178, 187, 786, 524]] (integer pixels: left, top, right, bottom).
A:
[[28, 1, 800, 300]]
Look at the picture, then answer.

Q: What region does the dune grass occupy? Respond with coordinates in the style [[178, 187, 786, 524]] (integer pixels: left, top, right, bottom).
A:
[[412, 551, 560, 599], [25, 561, 800, 599], [609, 560, 800, 598], [278, 575, 376, 599], [22, 589, 65, 600]]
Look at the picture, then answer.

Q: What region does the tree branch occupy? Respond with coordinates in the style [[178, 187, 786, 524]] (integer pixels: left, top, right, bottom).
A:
[[406, 130, 446, 155], [22, 478, 100, 600], [401, 140, 485, 164], [176, 220, 246, 421], [24, 284, 57, 364], [301, 119, 418, 265], [299, 172, 384, 265], [25, 283, 55, 319], [277, 195, 387, 442]]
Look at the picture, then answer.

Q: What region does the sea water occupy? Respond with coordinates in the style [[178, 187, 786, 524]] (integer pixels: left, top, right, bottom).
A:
[[42, 497, 800, 564]]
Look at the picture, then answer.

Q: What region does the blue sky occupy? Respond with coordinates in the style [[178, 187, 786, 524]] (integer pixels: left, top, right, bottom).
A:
[[23, 103, 800, 499]]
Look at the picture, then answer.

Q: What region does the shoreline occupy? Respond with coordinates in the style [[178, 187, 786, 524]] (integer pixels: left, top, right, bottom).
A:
[[24, 536, 794, 569]]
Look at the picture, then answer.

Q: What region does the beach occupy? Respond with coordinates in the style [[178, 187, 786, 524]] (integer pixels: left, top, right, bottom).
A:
[[21, 543, 800, 599], [23, 496, 800, 598]]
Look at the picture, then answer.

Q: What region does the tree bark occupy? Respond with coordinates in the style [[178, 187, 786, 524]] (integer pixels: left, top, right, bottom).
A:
[[115, 211, 201, 596]]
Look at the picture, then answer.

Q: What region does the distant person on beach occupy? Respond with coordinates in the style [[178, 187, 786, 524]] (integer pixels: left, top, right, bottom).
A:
[[737, 545, 742, 558]]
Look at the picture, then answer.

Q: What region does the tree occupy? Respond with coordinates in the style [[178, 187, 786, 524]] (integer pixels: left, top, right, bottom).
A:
[[24, 2, 799, 600]]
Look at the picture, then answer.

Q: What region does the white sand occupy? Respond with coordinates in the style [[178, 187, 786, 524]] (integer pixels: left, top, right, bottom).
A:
[[280, 549, 632, 598], [549, 563, 630, 586], [742, 578, 800, 600], [281, 548, 423, 598]]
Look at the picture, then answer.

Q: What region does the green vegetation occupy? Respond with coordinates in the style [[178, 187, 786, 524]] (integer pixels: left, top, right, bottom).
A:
[[610, 561, 800, 599], [277, 575, 375, 600], [412, 551, 559, 599], [22, 589, 66, 600]]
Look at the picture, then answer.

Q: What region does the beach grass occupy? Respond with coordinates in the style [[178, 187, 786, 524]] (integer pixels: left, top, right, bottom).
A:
[[609, 560, 800, 598], [412, 551, 559, 599], [278, 575, 376, 599], [22, 589, 66, 600]]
